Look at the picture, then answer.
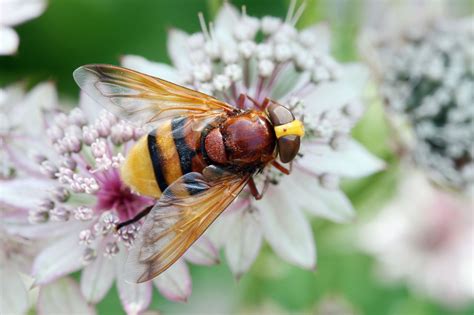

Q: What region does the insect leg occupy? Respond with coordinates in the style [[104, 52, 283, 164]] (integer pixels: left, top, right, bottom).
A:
[[261, 98, 271, 110], [245, 94, 265, 110], [237, 93, 247, 109], [271, 160, 291, 175], [248, 177, 270, 200], [115, 205, 153, 231]]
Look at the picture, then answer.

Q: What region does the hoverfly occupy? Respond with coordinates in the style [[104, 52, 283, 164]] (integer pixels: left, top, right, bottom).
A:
[[73, 65, 305, 282]]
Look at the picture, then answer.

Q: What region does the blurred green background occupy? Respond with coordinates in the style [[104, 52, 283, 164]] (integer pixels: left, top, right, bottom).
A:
[[1, 1, 473, 314]]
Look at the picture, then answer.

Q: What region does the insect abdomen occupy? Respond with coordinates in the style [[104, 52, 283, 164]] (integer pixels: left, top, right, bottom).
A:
[[121, 117, 207, 198], [121, 135, 162, 198]]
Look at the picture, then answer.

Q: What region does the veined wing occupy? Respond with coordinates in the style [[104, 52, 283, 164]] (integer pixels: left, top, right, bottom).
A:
[[126, 166, 251, 283], [73, 64, 236, 126]]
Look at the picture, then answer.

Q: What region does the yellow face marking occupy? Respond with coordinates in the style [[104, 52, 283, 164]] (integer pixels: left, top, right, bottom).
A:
[[274, 119, 305, 139], [121, 136, 162, 198], [155, 121, 184, 186]]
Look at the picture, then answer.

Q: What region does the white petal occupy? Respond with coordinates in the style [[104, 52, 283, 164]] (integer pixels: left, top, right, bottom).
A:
[[0, 177, 51, 210], [81, 254, 115, 304], [79, 91, 101, 121], [272, 66, 310, 100], [204, 208, 237, 248], [4, 219, 87, 240], [121, 55, 181, 83], [154, 259, 191, 302], [0, 26, 19, 55], [0, 82, 26, 105], [167, 29, 192, 71], [115, 250, 152, 315], [0, 0, 46, 26], [4, 139, 51, 177], [301, 23, 331, 53], [224, 209, 263, 278], [8, 82, 57, 137], [303, 63, 369, 115], [0, 263, 29, 315], [214, 3, 240, 33], [183, 236, 220, 266], [37, 277, 96, 315], [305, 181, 355, 223], [32, 233, 85, 285], [214, 3, 240, 48], [5, 82, 56, 134], [255, 188, 316, 269], [25, 82, 58, 136], [299, 140, 385, 178], [22, 82, 57, 112], [278, 168, 355, 223]]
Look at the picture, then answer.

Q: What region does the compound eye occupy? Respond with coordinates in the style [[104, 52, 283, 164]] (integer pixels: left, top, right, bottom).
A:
[[278, 135, 300, 163], [267, 102, 294, 126], [267, 101, 301, 163]]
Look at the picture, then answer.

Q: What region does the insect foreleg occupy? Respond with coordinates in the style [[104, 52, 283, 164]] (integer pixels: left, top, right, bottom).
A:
[[115, 205, 153, 231], [248, 177, 270, 200], [271, 160, 292, 175]]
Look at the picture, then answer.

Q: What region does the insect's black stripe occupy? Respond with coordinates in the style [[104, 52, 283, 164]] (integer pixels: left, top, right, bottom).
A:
[[147, 132, 169, 192], [172, 117, 196, 174], [171, 117, 201, 195]]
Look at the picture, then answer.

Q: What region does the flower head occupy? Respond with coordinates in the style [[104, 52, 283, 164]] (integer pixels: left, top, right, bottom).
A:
[[0, 0, 46, 55], [361, 2, 474, 194], [123, 2, 384, 277], [33, 105, 153, 248], [18, 95, 218, 311]]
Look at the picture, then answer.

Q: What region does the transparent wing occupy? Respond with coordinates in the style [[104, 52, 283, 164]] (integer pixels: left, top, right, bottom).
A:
[[126, 166, 251, 283], [73, 64, 235, 125]]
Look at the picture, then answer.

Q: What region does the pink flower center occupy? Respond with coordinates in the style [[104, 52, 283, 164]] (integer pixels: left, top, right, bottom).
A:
[[94, 168, 153, 221]]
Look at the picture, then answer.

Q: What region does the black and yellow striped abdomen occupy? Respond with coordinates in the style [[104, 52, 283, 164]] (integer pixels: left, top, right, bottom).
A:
[[121, 117, 208, 198]]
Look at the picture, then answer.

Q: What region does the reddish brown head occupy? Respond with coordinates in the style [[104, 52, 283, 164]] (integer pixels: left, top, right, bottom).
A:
[[266, 101, 304, 163]]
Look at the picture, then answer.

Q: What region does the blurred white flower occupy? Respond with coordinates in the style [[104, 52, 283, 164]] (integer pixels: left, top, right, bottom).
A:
[[359, 171, 474, 307], [0, 0, 46, 55], [360, 1, 474, 194], [359, 4, 474, 306], [123, 2, 384, 278]]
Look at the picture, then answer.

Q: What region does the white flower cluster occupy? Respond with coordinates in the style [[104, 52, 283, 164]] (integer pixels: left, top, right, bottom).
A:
[[377, 18, 474, 193], [29, 107, 149, 262], [183, 9, 340, 93]]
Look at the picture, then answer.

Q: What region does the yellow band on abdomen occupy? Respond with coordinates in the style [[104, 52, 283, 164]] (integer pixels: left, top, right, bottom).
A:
[[121, 135, 162, 198]]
